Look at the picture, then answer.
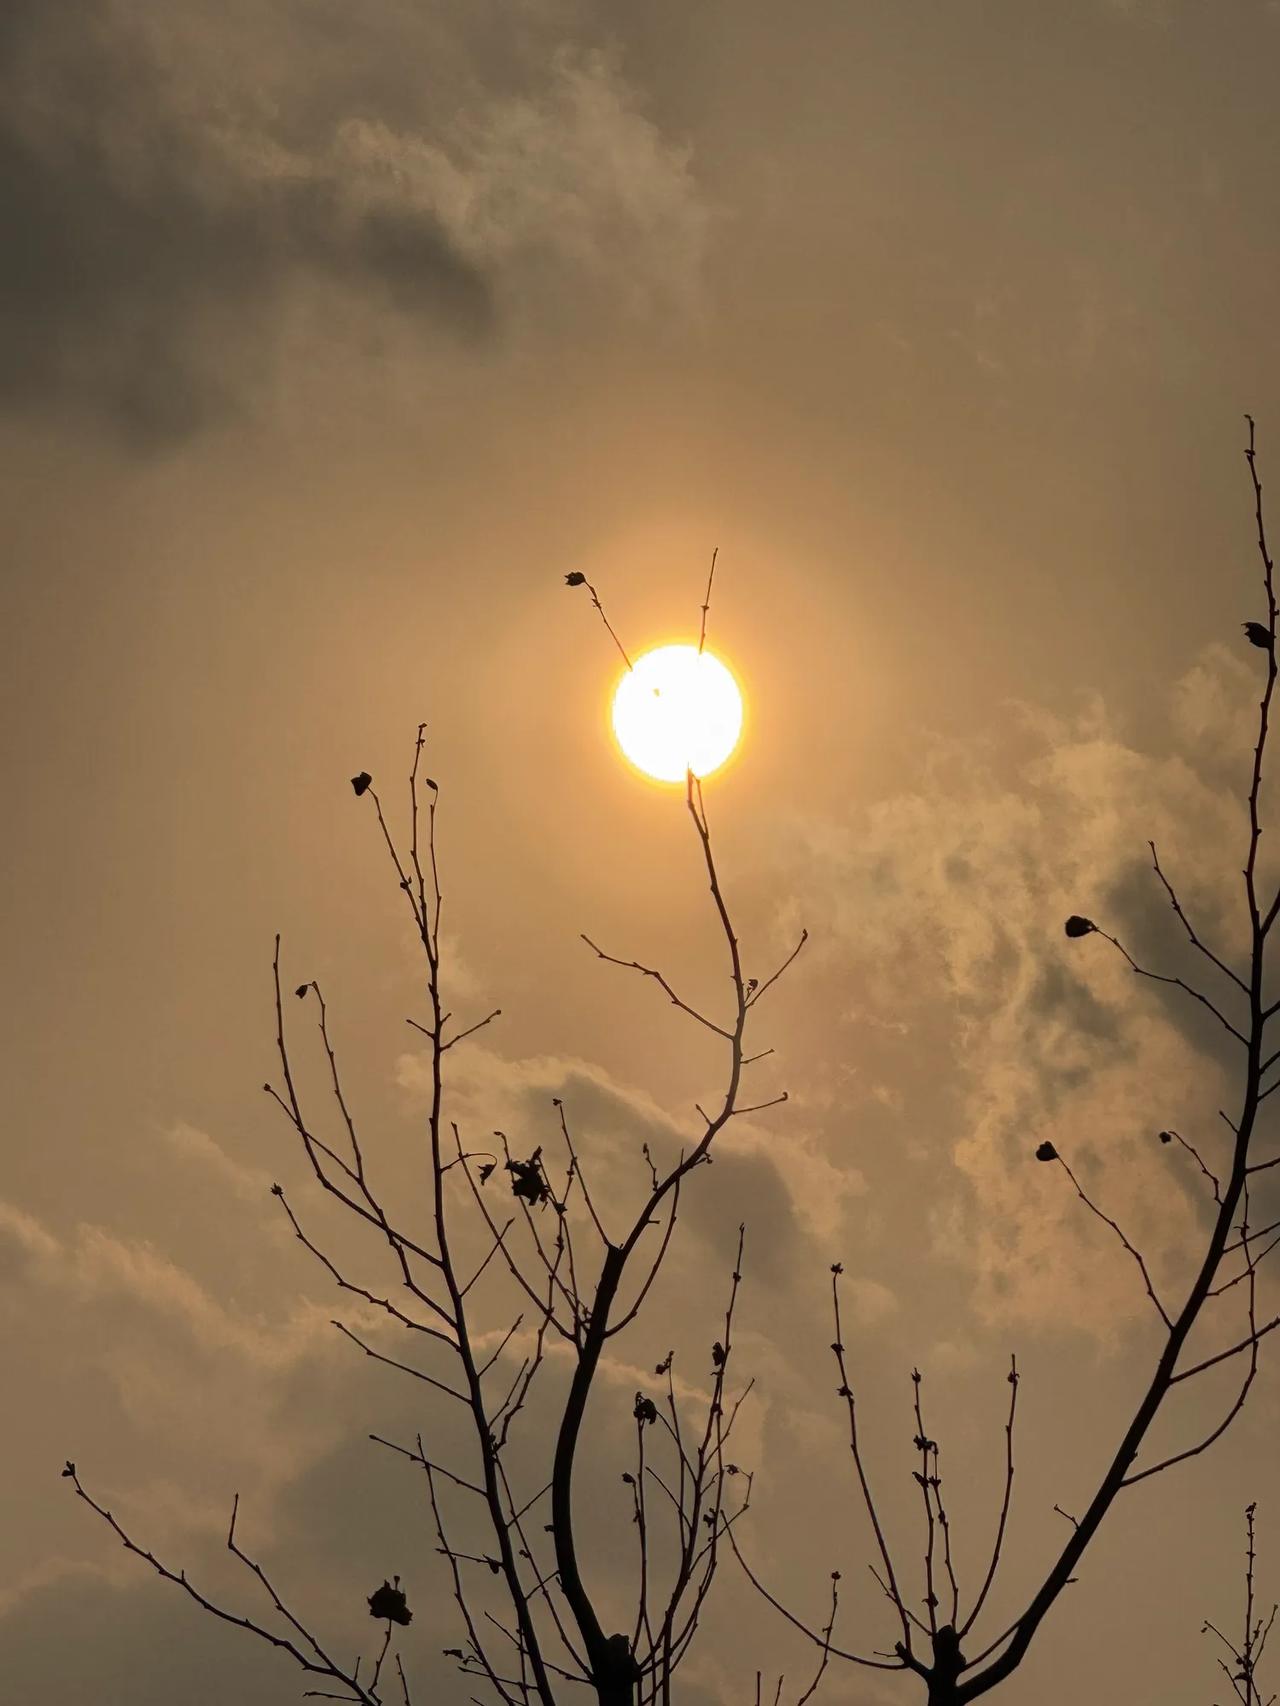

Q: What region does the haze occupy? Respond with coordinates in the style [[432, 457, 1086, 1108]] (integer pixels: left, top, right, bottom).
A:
[[3, 5, 1279, 1705]]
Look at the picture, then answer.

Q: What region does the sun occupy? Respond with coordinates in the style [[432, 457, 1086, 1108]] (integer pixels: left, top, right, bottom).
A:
[[612, 644, 744, 783]]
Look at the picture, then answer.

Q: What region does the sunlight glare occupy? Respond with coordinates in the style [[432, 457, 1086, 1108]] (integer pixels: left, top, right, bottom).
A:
[[611, 644, 744, 783]]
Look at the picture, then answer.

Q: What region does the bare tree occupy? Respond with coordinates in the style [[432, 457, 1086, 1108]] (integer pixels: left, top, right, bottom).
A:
[[1204, 1504, 1276, 1706], [66, 651, 804, 1706], [66, 430, 1280, 1706], [733, 418, 1280, 1706]]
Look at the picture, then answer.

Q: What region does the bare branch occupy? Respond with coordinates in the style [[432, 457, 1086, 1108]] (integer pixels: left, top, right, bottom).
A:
[[1159, 1127, 1222, 1202], [566, 574, 633, 671], [1148, 841, 1249, 995], [1044, 1149, 1171, 1327], [697, 547, 718, 656], [732, 1092, 790, 1118], [726, 1532, 906, 1674], [270, 1185, 456, 1346], [1202, 1503, 1276, 1706], [1170, 1316, 1280, 1385], [910, 1370, 939, 1635], [368, 1433, 484, 1498], [553, 1098, 611, 1249], [1093, 925, 1249, 1049], [425, 1463, 522, 1706], [441, 1009, 504, 1052], [332, 1319, 469, 1402], [829, 1265, 914, 1654], [958, 1357, 1019, 1639], [606, 1175, 681, 1340], [794, 1575, 839, 1706], [746, 931, 809, 1009], [580, 934, 731, 1039], [64, 1467, 386, 1704]]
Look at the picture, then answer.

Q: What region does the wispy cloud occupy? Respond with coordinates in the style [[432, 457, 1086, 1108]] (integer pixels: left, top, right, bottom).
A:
[[780, 649, 1265, 1336]]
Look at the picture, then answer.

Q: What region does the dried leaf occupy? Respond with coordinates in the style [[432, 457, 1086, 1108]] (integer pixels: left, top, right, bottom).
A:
[[367, 1578, 412, 1626]]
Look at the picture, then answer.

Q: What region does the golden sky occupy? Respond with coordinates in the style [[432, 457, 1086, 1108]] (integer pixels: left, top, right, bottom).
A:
[[3, 3, 1280, 1704]]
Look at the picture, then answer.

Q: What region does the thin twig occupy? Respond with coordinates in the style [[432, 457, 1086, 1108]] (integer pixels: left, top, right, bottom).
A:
[[960, 1357, 1019, 1638], [1046, 1150, 1171, 1327], [1095, 926, 1249, 1049], [1148, 841, 1249, 996], [573, 576, 633, 671], [698, 548, 718, 656]]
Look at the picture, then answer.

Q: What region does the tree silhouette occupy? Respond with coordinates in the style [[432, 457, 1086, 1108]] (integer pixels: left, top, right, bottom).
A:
[[1203, 1504, 1275, 1706], [66, 723, 804, 1706], [730, 418, 1280, 1705], [65, 424, 1280, 1706]]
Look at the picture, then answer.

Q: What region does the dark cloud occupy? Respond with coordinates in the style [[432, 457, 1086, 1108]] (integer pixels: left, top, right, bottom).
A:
[[0, 1570, 288, 1706], [680, 1141, 799, 1286], [0, 0, 491, 444], [0, 1, 711, 446]]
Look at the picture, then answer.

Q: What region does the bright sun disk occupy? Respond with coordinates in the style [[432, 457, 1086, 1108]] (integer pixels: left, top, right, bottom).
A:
[[612, 644, 744, 783]]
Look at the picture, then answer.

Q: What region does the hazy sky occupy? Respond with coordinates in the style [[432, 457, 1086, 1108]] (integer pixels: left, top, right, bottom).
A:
[[4, 4, 1280, 1704]]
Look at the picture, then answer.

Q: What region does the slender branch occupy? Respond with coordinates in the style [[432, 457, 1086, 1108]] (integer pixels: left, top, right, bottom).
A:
[[746, 931, 809, 1009], [1201, 1508, 1276, 1706], [432, 1008, 504, 1052], [794, 1576, 839, 1706], [1148, 841, 1249, 995], [580, 935, 731, 1039], [426, 1463, 521, 1706], [568, 575, 633, 671], [332, 1320, 468, 1402], [1044, 1149, 1171, 1327], [958, 1357, 1019, 1639], [698, 548, 718, 656], [911, 1371, 939, 1635], [64, 1468, 384, 1704], [1160, 1127, 1222, 1203], [1210, 1232, 1280, 1298], [270, 1184, 455, 1346], [554, 1098, 611, 1249], [1126, 1191, 1262, 1485], [726, 1531, 905, 1673], [606, 1177, 682, 1339], [1204, 1551, 1276, 1706], [368, 1433, 484, 1498], [830, 1266, 914, 1655], [1172, 1317, 1280, 1384], [1094, 926, 1249, 1049], [732, 1092, 790, 1117], [461, 1222, 518, 1299]]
